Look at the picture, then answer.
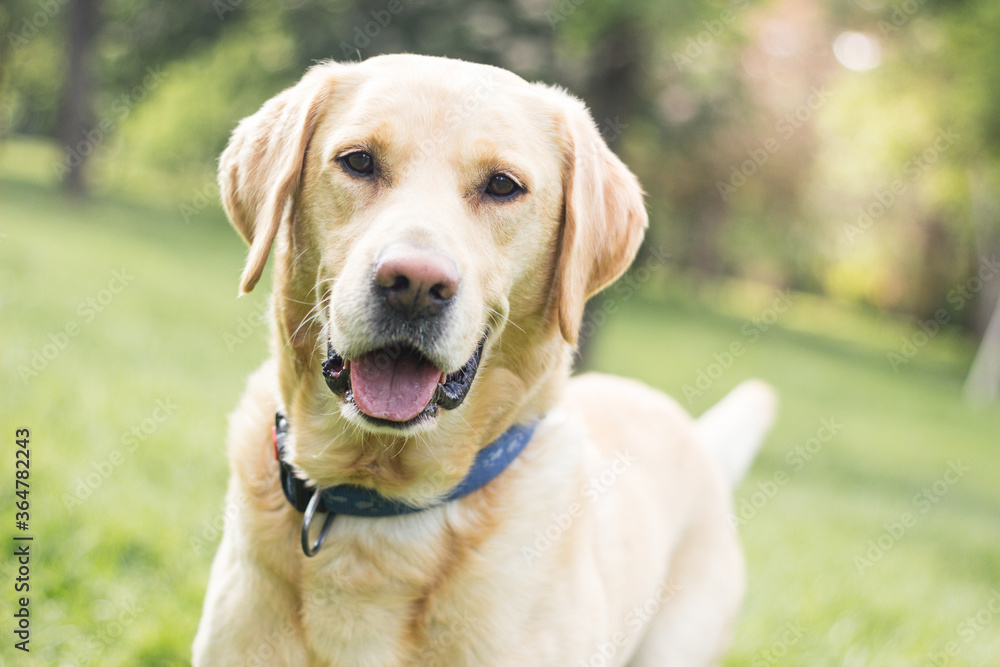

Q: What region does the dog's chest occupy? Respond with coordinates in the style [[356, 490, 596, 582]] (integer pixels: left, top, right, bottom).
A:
[[296, 517, 509, 666]]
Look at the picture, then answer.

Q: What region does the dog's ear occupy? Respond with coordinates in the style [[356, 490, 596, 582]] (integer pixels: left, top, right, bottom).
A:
[[219, 65, 335, 295], [547, 90, 648, 345]]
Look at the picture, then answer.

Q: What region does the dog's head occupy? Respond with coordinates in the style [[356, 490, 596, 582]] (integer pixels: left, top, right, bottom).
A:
[[219, 55, 646, 501]]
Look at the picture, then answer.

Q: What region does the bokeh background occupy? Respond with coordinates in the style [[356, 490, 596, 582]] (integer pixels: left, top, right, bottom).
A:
[[2, 0, 999, 664]]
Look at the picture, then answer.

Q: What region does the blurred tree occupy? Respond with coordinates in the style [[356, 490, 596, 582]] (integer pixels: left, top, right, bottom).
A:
[[568, 17, 648, 366], [5, 0, 243, 194], [57, 0, 101, 194]]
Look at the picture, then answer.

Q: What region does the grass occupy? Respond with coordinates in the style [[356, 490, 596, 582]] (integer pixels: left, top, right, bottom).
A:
[[1, 170, 999, 666]]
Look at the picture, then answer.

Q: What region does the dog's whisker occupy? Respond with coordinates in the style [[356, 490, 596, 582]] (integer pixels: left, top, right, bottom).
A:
[[388, 440, 405, 460], [282, 298, 319, 309], [314, 431, 343, 457], [453, 410, 478, 438], [485, 304, 525, 335], [284, 304, 328, 354], [353, 422, 370, 457], [414, 431, 442, 465], [288, 308, 323, 349]]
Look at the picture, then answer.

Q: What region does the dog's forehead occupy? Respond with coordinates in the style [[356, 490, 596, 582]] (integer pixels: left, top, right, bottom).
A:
[[357, 53, 530, 96], [320, 56, 554, 155]]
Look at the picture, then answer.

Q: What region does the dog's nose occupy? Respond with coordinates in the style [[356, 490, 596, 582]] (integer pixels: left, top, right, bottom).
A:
[[374, 246, 458, 317]]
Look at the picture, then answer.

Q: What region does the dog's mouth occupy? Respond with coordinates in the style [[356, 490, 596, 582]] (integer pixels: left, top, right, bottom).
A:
[[322, 337, 485, 427]]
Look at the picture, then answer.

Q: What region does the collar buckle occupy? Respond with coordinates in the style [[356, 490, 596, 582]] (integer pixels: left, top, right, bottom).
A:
[[302, 490, 337, 557]]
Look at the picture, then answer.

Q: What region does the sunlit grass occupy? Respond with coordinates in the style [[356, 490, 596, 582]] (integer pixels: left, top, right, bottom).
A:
[[0, 175, 270, 666], [1, 173, 998, 665]]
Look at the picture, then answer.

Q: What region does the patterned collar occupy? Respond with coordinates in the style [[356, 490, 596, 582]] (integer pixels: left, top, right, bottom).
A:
[[273, 410, 537, 556]]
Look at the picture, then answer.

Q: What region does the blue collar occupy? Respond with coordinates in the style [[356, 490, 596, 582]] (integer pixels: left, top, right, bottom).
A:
[[274, 411, 537, 556]]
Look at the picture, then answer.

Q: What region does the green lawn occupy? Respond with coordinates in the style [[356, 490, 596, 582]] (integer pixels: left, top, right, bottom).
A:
[[2, 174, 999, 666]]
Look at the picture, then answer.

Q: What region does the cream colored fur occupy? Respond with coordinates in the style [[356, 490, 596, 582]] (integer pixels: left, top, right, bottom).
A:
[[193, 54, 775, 666]]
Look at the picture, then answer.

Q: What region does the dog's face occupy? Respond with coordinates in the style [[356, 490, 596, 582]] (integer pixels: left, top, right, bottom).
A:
[[219, 55, 646, 500]]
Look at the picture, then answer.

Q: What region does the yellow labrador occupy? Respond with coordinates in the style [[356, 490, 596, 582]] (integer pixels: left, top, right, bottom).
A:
[[193, 54, 776, 666]]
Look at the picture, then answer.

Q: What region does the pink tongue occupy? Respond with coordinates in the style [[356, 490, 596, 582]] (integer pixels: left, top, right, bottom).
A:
[[351, 350, 442, 422]]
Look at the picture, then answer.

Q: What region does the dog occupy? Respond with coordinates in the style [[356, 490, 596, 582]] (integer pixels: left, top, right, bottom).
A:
[[192, 54, 777, 666]]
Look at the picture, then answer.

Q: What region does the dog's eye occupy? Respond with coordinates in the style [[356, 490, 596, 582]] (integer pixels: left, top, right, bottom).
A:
[[341, 151, 374, 175], [486, 174, 519, 198]]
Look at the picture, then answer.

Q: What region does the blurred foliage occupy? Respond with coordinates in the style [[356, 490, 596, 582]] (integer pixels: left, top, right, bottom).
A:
[[2, 0, 999, 329]]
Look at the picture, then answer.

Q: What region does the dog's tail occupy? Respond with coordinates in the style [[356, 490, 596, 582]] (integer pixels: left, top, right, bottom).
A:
[[694, 380, 778, 487]]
